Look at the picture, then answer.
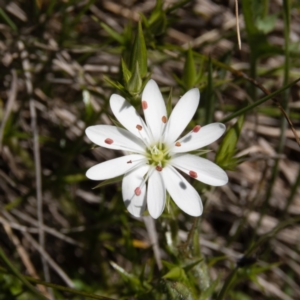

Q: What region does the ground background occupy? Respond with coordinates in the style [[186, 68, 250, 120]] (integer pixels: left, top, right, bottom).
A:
[[0, 0, 300, 299]]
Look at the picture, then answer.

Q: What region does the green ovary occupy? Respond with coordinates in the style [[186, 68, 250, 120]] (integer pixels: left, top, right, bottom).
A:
[[147, 144, 170, 166]]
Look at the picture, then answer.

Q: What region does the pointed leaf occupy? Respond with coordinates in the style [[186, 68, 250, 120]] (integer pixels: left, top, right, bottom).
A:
[[100, 22, 124, 44], [163, 267, 186, 281]]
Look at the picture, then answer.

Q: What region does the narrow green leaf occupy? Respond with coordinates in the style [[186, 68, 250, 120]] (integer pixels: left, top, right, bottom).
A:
[[0, 8, 17, 31], [148, 0, 167, 36], [92, 175, 123, 189], [220, 77, 300, 123], [100, 22, 124, 44], [103, 75, 124, 90], [110, 261, 150, 291]]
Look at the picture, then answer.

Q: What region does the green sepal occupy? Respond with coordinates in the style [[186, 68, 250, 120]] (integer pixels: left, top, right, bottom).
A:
[[183, 258, 203, 273], [163, 266, 187, 281], [127, 61, 143, 95], [183, 47, 197, 90], [121, 59, 132, 83], [215, 115, 244, 170], [129, 21, 147, 78]]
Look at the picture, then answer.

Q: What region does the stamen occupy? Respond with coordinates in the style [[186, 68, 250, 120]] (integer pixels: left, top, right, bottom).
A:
[[136, 124, 142, 131], [142, 101, 148, 110], [175, 142, 181, 147], [135, 187, 141, 196], [104, 138, 113, 144], [156, 166, 162, 172], [193, 125, 201, 133], [127, 160, 132, 164], [162, 116, 167, 123], [189, 171, 198, 178]]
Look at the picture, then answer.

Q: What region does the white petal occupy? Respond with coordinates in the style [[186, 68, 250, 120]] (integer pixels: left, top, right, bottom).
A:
[[110, 94, 151, 144], [86, 125, 145, 153], [171, 154, 228, 186], [161, 166, 203, 216], [147, 169, 166, 219], [86, 154, 146, 180], [122, 165, 150, 217], [163, 88, 200, 145], [172, 123, 226, 153], [141, 79, 167, 142]]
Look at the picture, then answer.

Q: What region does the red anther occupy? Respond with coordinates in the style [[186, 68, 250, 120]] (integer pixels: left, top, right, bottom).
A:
[[142, 101, 148, 110], [127, 160, 132, 164], [136, 124, 142, 131], [162, 116, 167, 123], [104, 138, 114, 144], [175, 142, 181, 147], [189, 170, 198, 178], [135, 187, 141, 196], [192, 125, 201, 133], [156, 166, 163, 172]]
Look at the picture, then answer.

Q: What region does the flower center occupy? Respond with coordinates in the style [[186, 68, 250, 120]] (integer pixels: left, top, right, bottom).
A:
[[146, 143, 170, 168]]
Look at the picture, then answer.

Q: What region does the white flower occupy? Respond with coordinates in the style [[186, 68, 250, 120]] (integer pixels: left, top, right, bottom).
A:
[[85, 79, 228, 219]]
